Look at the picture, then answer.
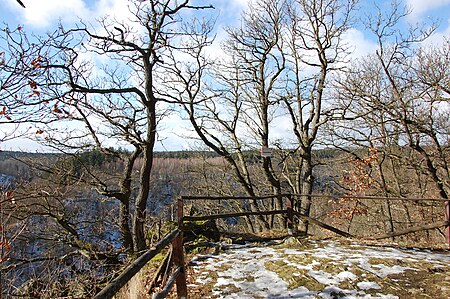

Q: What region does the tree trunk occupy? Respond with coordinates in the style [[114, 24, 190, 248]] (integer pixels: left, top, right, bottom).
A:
[[120, 200, 133, 251], [376, 156, 395, 237], [133, 105, 157, 252], [300, 152, 314, 233], [118, 149, 141, 252], [133, 144, 152, 252]]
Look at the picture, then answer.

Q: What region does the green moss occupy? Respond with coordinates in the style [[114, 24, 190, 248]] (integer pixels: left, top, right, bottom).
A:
[[214, 284, 241, 296], [273, 239, 316, 251], [264, 260, 323, 291], [285, 253, 331, 271], [147, 220, 178, 241], [150, 252, 166, 263], [189, 240, 450, 299], [185, 219, 210, 226]]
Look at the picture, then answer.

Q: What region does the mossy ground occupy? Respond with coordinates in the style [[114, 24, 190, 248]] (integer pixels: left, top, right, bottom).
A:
[[187, 238, 450, 299]]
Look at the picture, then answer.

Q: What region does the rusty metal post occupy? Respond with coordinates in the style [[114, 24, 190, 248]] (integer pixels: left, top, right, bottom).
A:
[[173, 196, 187, 298], [286, 195, 294, 235], [445, 200, 450, 249]]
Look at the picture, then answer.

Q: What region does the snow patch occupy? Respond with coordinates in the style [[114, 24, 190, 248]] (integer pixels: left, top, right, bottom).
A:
[[191, 240, 450, 298], [357, 281, 381, 290]]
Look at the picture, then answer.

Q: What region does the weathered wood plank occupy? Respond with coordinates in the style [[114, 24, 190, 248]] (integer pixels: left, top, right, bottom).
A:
[[369, 221, 449, 240], [182, 194, 448, 202], [174, 197, 187, 298], [152, 267, 182, 299], [183, 209, 289, 221], [292, 211, 354, 238], [94, 229, 179, 299]]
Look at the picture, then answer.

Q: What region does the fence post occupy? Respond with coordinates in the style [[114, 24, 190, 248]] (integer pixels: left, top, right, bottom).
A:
[[445, 200, 450, 249], [173, 196, 187, 298], [286, 195, 294, 235]]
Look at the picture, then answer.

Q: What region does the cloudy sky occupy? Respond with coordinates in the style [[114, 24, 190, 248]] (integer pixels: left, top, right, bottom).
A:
[[1, 0, 450, 151], [0, 0, 448, 29]]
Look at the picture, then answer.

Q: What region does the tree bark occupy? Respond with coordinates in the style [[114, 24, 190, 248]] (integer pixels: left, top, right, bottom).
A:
[[300, 151, 314, 233], [133, 104, 157, 252]]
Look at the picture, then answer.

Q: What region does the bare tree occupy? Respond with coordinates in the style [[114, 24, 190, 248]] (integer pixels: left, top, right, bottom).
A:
[[281, 0, 357, 231], [16, 0, 25, 8], [174, 0, 287, 231], [1, 0, 214, 296], [22, 0, 213, 253], [175, 0, 357, 233], [330, 1, 449, 237]]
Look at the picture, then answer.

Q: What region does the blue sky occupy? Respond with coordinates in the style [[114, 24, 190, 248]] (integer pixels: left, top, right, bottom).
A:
[[1, 0, 450, 151], [1, 0, 448, 33]]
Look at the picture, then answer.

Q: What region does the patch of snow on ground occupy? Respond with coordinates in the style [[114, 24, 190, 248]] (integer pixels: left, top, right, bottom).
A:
[[308, 270, 340, 285], [336, 270, 357, 281], [370, 264, 413, 277], [190, 240, 450, 298], [357, 281, 381, 290], [211, 247, 290, 298]]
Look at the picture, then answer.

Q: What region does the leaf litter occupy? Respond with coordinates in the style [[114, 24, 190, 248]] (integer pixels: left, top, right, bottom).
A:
[[188, 239, 450, 298]]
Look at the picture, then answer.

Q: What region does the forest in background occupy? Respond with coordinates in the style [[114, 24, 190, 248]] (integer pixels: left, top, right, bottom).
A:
[[0, 142, 447, 296]]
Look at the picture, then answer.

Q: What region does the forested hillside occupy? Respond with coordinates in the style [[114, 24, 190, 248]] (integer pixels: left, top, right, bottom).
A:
[[1, 144, 447, 295]]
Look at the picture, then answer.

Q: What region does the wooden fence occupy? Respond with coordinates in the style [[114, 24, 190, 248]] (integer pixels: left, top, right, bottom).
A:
[[94, 198, 187, 299], [300, 194, 449, 244], [181, 194, 449, 244], [94, 193, 449, 299], [182, 194, 354, 238]]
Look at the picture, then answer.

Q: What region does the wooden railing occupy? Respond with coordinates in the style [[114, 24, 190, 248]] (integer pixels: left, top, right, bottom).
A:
[[94, 193, 449, 299], [94, 198, 187, 299], [181, 194, 355, 238], [181, 194, 449, 247]]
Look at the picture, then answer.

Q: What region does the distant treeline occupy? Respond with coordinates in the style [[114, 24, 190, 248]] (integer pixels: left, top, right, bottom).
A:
[[0, 150, 59, 161], [0, 147, 344, 161]]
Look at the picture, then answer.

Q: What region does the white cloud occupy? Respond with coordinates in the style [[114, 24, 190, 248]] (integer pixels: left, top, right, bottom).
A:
[[423, 17, 450, 46], [0, 137, 52, 152], [92, 0, 135, 24], [8, 0, 142, 29], [406, 0, 450, 14], [155, 112, 195, 151], [18, 0, 90, 28], [229, 0, 249, 8], [406, 0, 450, 20], [204, 27, 228, 61], [343, 28, 378, 59]]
